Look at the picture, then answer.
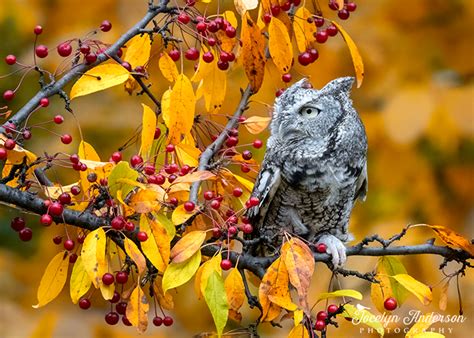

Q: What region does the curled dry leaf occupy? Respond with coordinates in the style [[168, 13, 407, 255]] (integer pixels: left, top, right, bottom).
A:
[[234, 0, 258, 15], [421, 224, 474, 256]]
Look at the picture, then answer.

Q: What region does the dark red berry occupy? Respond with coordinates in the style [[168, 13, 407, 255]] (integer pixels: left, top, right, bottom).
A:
[[242, 223, 253, 234], [328, 0, 339, 10], [314, 17, 325, 27], [308, 48, 319, 62], [327, 304, 339, 314], [110, 291, 120, 303], [298, 52, 312, 66], [346, 2, 357, 12], [85, 53, 97, 63], [249, 196, 259, 207], [79, 298, 91, 309], [253, 139, 263, 149], [270, 5, 281, 16], [59, 192, 71, 205], [326, 24, 338, 36], [226, 136, 238, 147], [196, 21, 207, 32], [5, 55, 16, 65], [35, 45, 48, 58], [338, 9, 350, 20], [232, 187, 243, 197], [69, 253, 78, 263], [203, 190, 214, 200], [316, 30, 328, 43], [60, 134, 72, 144], [49, 202, 63, 216], [384, 297, 397, 311], [116, 271, 128, 284], [130, 155, 143, 167], [282, 73, 292, 83], [111, 151, 122, 163], [202, 51, 214, 63], [64, 239, 75, 251], [168, 49, 180, 61], [34, 25, 43, 35], [275, 88, 285, 97], [153, 316, 163, 326], [53, 235, 62, 245], [163, 316, 173, 326], [225, 26, 236, 38], [124, 222, 135, 231], [185, 48, 199, 61], [53, 114, 64, 124], [39, 97, 49, 107], [184, 201, 195, 212], [210, 200, 220, 209], [314, 320, 326, 331], [165, 144, 175, 152], [4, 139, 15, 150], [105, 312, 119, 325], [40, 214, 53, 226], [3, 90, 15, 101], [80, 45, 90, 54], [100, 20, 112, 32], [0, 148, 7, 160], [57, 43, 72, 57], [121, 61, 132, 71], [242, 150, 253, 160], [280, 1, 291, 11], [263, 13, 272, 24], [102, 272, 115, 285], [111, 216, 124, 230], [220, 259, 232, 271], [154, 128, 161, 139], [11, 217, 26, 232], [317, 310, 329, 321], [71, 185, 81, 195], [178, 13, 190, 24], [116, 302, 127, 315], [22, 130, 32, 140], [316, 243, 327, 253], [217, 60, 229, 71], [19, 227, 33, 241], [137, 231, 148, 242]]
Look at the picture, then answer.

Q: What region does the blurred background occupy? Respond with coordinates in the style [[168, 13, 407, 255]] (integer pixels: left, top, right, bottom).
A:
[[0, 0, 473, 337]]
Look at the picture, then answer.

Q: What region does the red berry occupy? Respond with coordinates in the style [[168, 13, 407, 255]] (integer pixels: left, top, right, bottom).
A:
[[270, 5, 281, 16], [155, 174, 166, 185], [79, 298, 91, 310], [217, 60, 229, 71], [60, 134, 72, 144], [116, 271, 128, 284], [137, 231, 148, 242], [317, 310, 329, 321], [169, 197, 179, 206], [282, 73, 292, 83], [384, 297, 397, 311], [196, 21, 207, 32], [57, 43, 72, 57], [11, 217, 26, 232], [110, 291, 120, 303], [153, 316, 163, 326], [53, 235, 62, 244], [124, 222, 135, 231], [3, 90, 15, 101], [5, 54, 16, 65], [69, 253, 78, 263], [315, 30, 328, 43], [242, 223, 253, 234], [111, 216, 124, 230], [232, 187, 243, 197], [168, 49, 180, 61], [281, 1, 291, 11], [185, 47, 199, 61], [39, 97, 49, 107], [58, 193, 71, 205], [275, 88, 285, 97], [34, 25, 43, 35], [40, 214, 53, 226], [327, 304, 339, 314], [178, 13, 190, 24], [163, 316, 173, 326], [202, 51, 214, 63], [0, 148, 7, 160], [298, 52, 312, 66], [35, 45, 48, 58], [314, 320, 326, 331], [116, 301, 127, 315], [253, 139, 263, 149], [326, 24, 338, 36], [220, 259, 232, 271], [49, 202, 63, 216], [144, 164, 155, 175], [228, 226, 238, 236], [338, 9, 350, 20], [100, 20, 112, 32], [168, 174, 177, 183], [263, 13, 272, 24], [328, 0, 339, 10], [121, 61, 132, 71], [316, 243, 327, 253], [71, 185, 81, 195], [346, 2, 357, 12], [19, 227, 33, 241], [242, 150, 253, 160], [102, 272, 115, 285], [130, 155, 143, 167], [22, 130, 32, 140], [111, 151, 122, 163], [210, 200, 220, 209], [4, 139, 16, 150], [226, 136, 238, 147], [208, 37, 217, 46], [207, 21, 219, 33], [80, 45, 90, 54], [203, 190, 214, 200], [69, 154, 80, 164], [77, 234, 86, 244], [249, 197, 259, 207], [53, 114, 64, 124], [64, 239, 75, 251], [225, 26, 236, 38], [85, 53, 97, 63], [154, 128, 161, 139], [184, 201, 195, 212], [105, 312, 119, 325], [309, 48, 319, 62], [165, 144, 175, 152]]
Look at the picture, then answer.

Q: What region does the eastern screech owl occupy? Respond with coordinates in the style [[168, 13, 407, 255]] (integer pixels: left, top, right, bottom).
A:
[[246, 77, 367, 267]]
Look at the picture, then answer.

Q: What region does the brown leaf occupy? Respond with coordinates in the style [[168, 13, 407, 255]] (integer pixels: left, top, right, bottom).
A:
[[241, 13, 266, 92], [424, 224, 474, 255]]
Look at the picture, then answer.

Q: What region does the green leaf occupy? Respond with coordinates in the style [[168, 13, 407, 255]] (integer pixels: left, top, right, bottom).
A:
[[153, 212, 176, 239], [317, 289, 363, 302], [204, 270, 229, 338], [162, 251, 201, 294], [381, 257, 410, 303], [107, 161, 139, 199], [391, 274, 432, 306], [342, 304, 384, 337]]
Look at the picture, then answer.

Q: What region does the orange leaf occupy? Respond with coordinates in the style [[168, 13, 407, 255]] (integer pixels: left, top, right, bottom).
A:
[[242, 116, 271, 134], [423, 224, 474, 255], [170, 230, 206, 263], [173, 170, 216, 184], [241, 13, 266, 92], [332, 21, 364, 88], [281, 238, 314, 313], [126, 285, 149, 333], [129, 186, 164, 213], [139, 214, 169, 272], [288, 324, 310, 338], [124, 237, 147, 276], [225, 267, 245, 315]]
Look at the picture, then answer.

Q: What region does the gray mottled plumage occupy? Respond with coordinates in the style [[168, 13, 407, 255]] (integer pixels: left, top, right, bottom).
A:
[[247, 77, 367, 267]]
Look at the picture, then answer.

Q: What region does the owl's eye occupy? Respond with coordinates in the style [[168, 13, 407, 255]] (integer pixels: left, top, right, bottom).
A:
[[299, 106, 321, 117]]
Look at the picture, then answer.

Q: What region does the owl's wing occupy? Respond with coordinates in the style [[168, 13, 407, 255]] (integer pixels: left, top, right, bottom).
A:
[[246, 159, 281, 228], [354, 161, 368, 202]]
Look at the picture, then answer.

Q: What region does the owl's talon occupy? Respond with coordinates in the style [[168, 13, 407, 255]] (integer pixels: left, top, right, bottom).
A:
[[317, 234, 347, 268]]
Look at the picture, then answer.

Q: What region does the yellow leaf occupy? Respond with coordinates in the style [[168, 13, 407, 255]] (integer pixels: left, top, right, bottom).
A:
[[167, 74, 195, 144], [241, 13, 266, 92], [154, 278, 174, 310], [159, 52, 179, 82], [107, 161, 139, 199], [0, 134, 37, 165], [126, 285, 149, 333], [293, 7, 316, 53], [412, 334, 445, 338], [242, 116, 271, 134], [421, 224, 474, 255], [317, 289, 363, 302], [234, 0, 258, 15], [204, 271, 229, 338], [201, 52, 227, 113], [174, 170, 216, 184], [199, 255, 222, 298], [391, 274, 432, 306], [223, 10, 238, 28], [162, 251, 202, 294], [129, 186, 163, 213], [78, 141, 113, 195], [81, 228, 106, 288], [33, 251, 69, 308], [342, 304, 384, 336], [332, 21, 364, 88], [268, 17, 293, 74], [153, 211, 176, 240], [225, 268, 245, 314], [405, 312, 441, 338], [293, 309, 304, 326], [124, 237, 147, 276], [139, 214, 169, 272], [175, 139, 201, 167], [288, 324, 310, 338], [281, 238, 314, 313], [30, 312, 57, 338], [232, 172, 254, 191], [139, 103, 157, 160], [123, 34, 152, 69], [70, 256, 92, 304], [70, 64, 130, 99], [170, 230, 206, 263], [161, 89, 172, 128], [93, 228, 114, 301]]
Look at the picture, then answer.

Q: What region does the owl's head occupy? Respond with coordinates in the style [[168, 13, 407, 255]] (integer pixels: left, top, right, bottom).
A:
[[270, 77, 356, 140]]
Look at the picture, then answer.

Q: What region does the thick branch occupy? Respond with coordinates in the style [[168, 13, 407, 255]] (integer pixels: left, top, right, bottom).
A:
[[0, 0, 173, 132], [189, 85, 253, 203]]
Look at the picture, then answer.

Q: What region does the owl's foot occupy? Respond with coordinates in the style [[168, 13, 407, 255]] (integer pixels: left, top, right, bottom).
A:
[[316, 234, 347, 268]]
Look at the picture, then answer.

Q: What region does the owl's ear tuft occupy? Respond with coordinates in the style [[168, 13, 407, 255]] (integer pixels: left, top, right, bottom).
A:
[[321, 77, 355, 95]]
